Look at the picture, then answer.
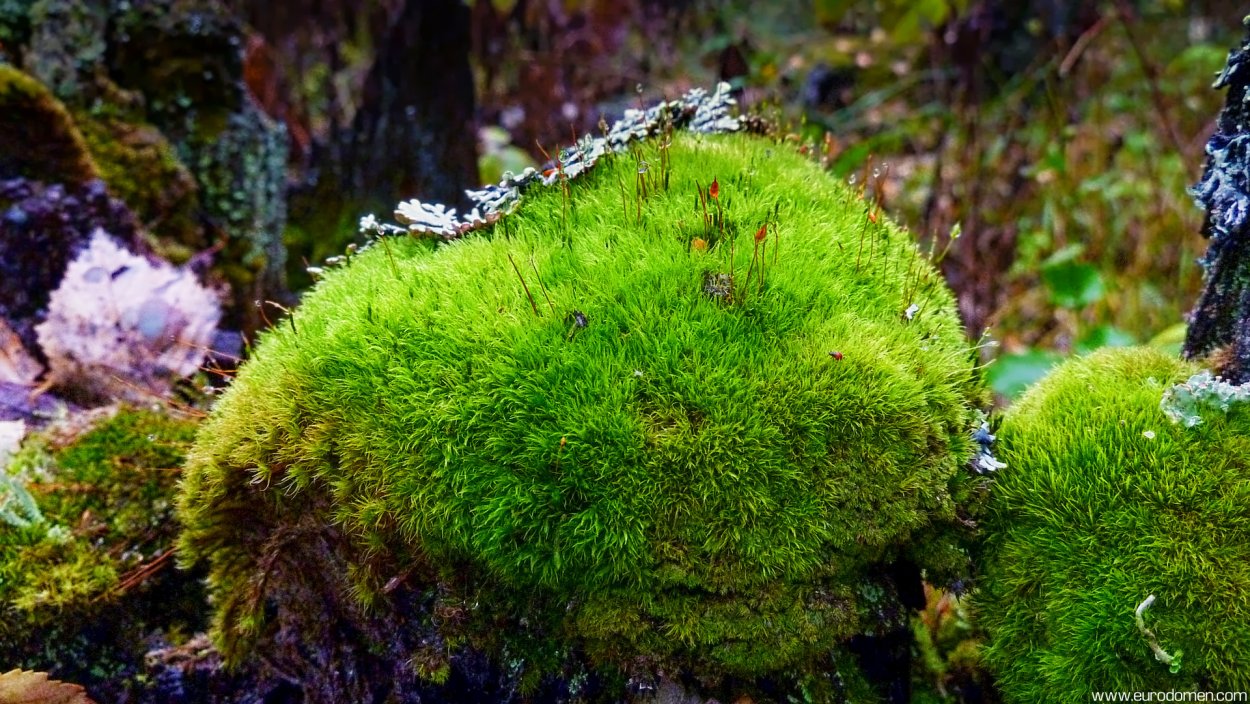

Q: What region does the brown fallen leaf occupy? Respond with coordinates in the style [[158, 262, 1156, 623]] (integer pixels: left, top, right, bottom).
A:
[[0, 318, 42, 387], [0, 669, 96, 704]]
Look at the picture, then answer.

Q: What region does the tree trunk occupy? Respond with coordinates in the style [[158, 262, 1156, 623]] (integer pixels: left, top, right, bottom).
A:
[[1184, 25, 1250, 381], [339, 0, 478, 212]]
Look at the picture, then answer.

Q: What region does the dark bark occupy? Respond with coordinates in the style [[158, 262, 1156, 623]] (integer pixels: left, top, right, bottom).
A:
[[1184, 22, 1250, 381], [337, 0, 478, 212]]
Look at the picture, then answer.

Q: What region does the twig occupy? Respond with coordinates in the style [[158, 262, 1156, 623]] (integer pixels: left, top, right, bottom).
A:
[[507, 253, 540, 317], [529, 256, 557, 315], [1059, 14, 1111, 77], [1114, 0, 1189, 171], [379, 235, 401, 278]]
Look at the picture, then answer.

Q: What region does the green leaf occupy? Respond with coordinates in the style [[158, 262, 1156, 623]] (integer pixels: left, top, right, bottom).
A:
[[1041, 248, 1104, 309], [1147, 323, 1187, 357], [988, 350, 1064, 400], [1075, 325, 1136, 355]]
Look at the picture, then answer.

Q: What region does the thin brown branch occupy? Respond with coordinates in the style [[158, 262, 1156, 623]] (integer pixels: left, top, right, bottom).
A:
[[1114, 0, 1189, 172]]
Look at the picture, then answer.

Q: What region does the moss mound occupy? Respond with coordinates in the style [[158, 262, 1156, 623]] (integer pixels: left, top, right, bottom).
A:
[[0, 63, 98, 184], [0, 407, 204, 697], [978, 346, 1250, 701], [178, 132, 984, 689], [75, 111, 203, 255]]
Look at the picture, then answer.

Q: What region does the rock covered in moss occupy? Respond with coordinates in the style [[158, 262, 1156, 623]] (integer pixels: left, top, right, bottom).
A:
[[977, 346, 1250, 701], [106, 0, 290, 318], [179, 129, 986, 700], [22, 0, 105, 101], [0, 406, 205, 701], [176, 99, 288, 308], [74, 111, 204, 255], [3, 0, 289, 330], [0, 63, 98, 185]]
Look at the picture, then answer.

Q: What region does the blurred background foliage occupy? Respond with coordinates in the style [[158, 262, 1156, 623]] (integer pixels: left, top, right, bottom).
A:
[[220, 0, 1239, 406]]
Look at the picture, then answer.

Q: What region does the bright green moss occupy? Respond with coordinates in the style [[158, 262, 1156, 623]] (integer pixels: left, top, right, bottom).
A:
[[978, 346, 1250, 701], [179, 131, 985, 683], [0, 408, 204, 689]]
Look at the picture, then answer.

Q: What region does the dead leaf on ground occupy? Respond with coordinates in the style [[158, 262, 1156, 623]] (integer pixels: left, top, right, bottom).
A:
[[0, 669, 96, 704]]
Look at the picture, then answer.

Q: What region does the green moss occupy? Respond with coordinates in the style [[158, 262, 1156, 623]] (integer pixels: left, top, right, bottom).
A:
[[978, 346, 1250, 701], [74, 111, 204, 256], [0, 408, 204, 691], [0, 63, 98, 183], [178, 131, 984, 685]]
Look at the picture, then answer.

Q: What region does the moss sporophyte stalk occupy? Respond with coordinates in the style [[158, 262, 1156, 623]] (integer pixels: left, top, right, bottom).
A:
[[176, 85, 990, 699]]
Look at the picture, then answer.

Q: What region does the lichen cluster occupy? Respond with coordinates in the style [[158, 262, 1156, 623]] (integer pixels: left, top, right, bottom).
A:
[[178, 129, 986, 699], [37, 231, 221, 403]]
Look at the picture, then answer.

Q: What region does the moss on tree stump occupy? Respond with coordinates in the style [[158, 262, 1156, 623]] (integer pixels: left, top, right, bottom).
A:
[[178, 131, 986, 701]]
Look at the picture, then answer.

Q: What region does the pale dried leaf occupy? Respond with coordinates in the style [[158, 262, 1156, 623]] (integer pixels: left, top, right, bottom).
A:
[[0, 420, 24, 465], [0, 669, 96, 704]]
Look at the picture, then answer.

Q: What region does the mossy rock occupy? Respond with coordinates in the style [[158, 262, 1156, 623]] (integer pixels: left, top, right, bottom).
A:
[[105, 0, 243, 120], [178, 100, 288, 300], [0, 407, 205, 698], [978, 346, 1250, 701], [0, 63, 98, 184], [178, 132, 985, 696], [74, 111, 204, 257]]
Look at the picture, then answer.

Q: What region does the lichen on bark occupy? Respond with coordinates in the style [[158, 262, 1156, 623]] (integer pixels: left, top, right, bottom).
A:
[[1185, 20, 1250, 381]]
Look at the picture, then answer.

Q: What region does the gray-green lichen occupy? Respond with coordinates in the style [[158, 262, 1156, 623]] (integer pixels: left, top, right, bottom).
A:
[[178, 99, 289, 299], [1160, 370, 1250, 427]]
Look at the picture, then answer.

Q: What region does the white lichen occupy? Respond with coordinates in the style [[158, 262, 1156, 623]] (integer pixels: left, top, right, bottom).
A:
[[1160, 370, 1250, 427], [35, 230, 221, 402], [365, 82, 741, 243]]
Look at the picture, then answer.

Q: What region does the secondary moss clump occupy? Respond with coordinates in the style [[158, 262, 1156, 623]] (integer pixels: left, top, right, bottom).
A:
[[179, 131, 985, 694], [978, 346, 1250, 701], [0, 407, 204, 698]]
